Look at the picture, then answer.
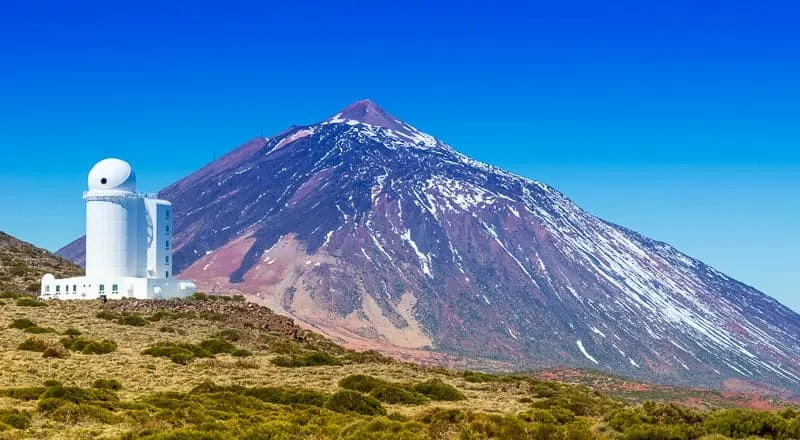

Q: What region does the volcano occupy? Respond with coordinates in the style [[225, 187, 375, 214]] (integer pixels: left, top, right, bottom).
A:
[[58, 100, 800, 392]]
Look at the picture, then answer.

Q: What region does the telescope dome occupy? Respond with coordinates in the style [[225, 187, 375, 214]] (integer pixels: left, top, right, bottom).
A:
[[87, 158, 137, 192]]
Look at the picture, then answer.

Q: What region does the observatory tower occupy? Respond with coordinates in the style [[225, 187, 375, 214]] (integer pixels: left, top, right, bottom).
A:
[[40, 158, 196, 300]]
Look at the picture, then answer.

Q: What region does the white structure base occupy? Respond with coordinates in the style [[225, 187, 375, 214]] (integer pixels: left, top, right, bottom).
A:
[[41, 275, 196, 300]]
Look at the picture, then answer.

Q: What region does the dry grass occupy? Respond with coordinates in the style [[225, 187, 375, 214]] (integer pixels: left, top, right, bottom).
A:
[[0, 300, 537, 438]]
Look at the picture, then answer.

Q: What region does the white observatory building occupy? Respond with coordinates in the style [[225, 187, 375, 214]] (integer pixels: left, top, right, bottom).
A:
[[40, 158, 196, 300]]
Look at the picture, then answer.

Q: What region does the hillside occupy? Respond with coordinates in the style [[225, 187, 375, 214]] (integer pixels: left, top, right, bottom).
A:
[[0, 232, 82, 294], [58, 100, 800, 393], [0, 294, 798, 439]]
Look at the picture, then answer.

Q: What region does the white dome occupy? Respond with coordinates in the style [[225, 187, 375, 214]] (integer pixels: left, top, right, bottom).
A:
[[88, 158, 137, 192]]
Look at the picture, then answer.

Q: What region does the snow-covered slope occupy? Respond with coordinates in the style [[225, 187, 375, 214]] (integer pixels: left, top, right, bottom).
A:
[[58, 100, 800, 391]]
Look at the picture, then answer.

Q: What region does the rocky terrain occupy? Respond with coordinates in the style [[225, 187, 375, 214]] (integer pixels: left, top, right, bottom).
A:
[[0, 232, 82, 294], [0, 293, 798, 439], [58, 100, 800, 393]]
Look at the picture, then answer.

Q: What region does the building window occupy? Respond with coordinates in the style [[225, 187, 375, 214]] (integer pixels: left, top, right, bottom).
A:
[[99, 284, 105, 292], [165, 240, 170, 249], [165, 255, 170, 264], [165, 210, 170, 219], [73, 285, 77, 292], [112, 284, 119, 294], [55, 286, 60, 293], [45, 286, 50, 293], [165, 271, 170, 278], [165, 225, 170, 233]]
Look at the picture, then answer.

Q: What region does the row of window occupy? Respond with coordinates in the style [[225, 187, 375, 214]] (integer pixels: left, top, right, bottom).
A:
[[47, 284, 119, 294]]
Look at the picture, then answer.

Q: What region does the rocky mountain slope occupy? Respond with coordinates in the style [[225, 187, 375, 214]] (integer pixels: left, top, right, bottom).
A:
[[0, 232, 82, 293], [58, 100, 800, 392]]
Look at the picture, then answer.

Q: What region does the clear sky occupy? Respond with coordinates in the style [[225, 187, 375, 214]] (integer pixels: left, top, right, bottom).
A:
[[0, 1, 798, 311]]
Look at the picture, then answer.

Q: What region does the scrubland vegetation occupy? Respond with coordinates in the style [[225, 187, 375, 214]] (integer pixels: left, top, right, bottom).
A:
[[0, 292, 796, 439]]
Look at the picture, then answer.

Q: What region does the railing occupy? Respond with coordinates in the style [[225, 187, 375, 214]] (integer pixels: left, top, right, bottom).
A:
[[82, 191, 158, 201]]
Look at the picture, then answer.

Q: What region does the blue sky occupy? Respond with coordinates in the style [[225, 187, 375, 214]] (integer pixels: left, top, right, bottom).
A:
[[0, 1, 798, 311]]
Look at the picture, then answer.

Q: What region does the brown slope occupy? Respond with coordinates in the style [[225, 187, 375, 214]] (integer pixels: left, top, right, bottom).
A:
[[0, 231, 83, 293]]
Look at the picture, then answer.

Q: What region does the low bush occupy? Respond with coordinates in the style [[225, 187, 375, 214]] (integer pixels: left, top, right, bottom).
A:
[[92, 379, 122, 391], [159, 326, 176, 333], [198, 338, 235, 355], [45, 401, 116, 424], [462, 370, 501, 383], [119, 314, 148, 327], [17, 337, 48, 352], [231, 348, 252, 357], [339, 417, 427, 440], [0, 387, 46, 401], [369, 385, 429, 405], [271, 351, 342, 367], [324, 390, 386, 416], [62, 327, 82, 336], [96, 310, 122, 321], [215, 329, 242, 342], [343, 349, 393, 364], [9, 318, 36, 330], [0, 409, 32, 430], [142, 342, 214, 364], [339, 374, 392, 393], [188, 292, 244, 302], [409, 379, 465, 401], [16, 297, 47, 307], [190, 381, 329, 407], [60, 337, 117, 354], [0, 292, 21, 299]]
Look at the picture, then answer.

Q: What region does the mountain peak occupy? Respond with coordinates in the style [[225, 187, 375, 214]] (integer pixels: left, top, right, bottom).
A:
[[327, 99, 408, 133]]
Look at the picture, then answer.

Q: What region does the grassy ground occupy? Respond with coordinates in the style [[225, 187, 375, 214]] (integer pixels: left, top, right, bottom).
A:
[[0, 295, 797, 439]]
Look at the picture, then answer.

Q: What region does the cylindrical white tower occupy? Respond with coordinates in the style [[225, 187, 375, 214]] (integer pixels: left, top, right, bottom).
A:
[[83, 158, 138, 279]]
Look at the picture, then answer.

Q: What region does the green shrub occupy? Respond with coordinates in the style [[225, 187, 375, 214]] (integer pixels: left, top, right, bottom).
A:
[[343, 349, 393, 364], [25, 325, 54, 334], [0, 387, 46, 401], [190, 381, 329, 407], [369, 385, 428, 405], [17, 337, 48, 352], [92, 379, 122, 391], [119, 314, 148, 327], [339, 417, 427, 440], [215, 329, 242, 342], [198, 338, 235, 354], [8, 317, 53, 334], [9, 318, 36, 330], [48, 402, 116, 424], [62, 327, 82, 336], [339, 374, 392, 393], [159, 326, 177, 333], [16, 297, 47, 307], [271, 351, 342, 367], [0, 292, 21, 299], [324, 390, 386, 416], [43, 380, 63, 388], [409, 379, 465, 401], [96, 310, 122, 321], [704, 408, 789, 439], [142, 342, 214, 364], [0, 409, 32, 430], [462, 371, 500, 383], [231, 348, 252, 357], [60, 337, 117, 354]]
